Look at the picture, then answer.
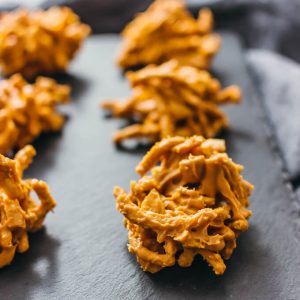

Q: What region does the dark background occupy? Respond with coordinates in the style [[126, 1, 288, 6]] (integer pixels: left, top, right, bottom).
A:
[[1, 0, 300, 63]]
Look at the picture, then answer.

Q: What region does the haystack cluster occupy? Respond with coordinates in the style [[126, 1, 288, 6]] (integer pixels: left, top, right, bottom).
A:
[[0, 145, 56, 268], [114, 136, 253, 275], [117, 0, 220, 69], [103, 60, 240, 143], [0, 6, 90, 77], [0, 74, 70, 154]]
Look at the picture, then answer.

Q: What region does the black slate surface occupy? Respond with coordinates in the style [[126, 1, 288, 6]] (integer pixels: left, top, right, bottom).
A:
[[0, 33, 299, 300]]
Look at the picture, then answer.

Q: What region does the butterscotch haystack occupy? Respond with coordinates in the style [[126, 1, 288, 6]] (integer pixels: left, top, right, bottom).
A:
[[0, 73, 70, 154], [0, 145, 56, 267], [114, 136, 253, 275], [102, 60, 240, 143], [117, 0, 220, 69], [0, 6, 90, 77]]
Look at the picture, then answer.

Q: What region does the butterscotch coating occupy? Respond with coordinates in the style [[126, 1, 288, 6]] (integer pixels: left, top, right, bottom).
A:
[[114, 136, 253, 275], [0, 74, 70, 155], [117, 0, 221, 69], [102, 60, 240, 143], [0, 145, 56, 268], [0, 6, 90, 77]]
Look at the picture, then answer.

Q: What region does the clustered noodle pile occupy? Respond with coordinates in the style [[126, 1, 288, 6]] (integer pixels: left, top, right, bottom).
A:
[[0, 74, 70, 154], [0, 145, 56, 268], [117, 0, 220, 69], [114, 136, 253, 275], [103, 60, 240, 143], [0, 6, 90, 77]]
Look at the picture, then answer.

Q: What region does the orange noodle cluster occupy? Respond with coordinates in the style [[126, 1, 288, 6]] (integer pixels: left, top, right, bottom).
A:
[[114, 136, 253, 275], [0, 145, 56, 268], [0, 6, 90, 77], [117, 0, 220, 69], [0, 74, 70, 154], [102, 60, 240, 143]]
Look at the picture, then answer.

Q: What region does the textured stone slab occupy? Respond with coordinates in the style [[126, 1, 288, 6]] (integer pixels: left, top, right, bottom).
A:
[[0, 33, 299, 299]]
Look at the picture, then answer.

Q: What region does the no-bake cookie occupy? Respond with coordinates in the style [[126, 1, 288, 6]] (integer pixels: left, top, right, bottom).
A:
[[0, 74, 70, 154], [102, 60, 240, 143], [114, 136, 253, 275], [0, 6, 90, 77], [0, 145, 56, 267], [117, 0, 220, 69]]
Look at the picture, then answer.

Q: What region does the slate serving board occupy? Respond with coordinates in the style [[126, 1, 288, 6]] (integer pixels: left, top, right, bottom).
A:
[[0, 33, 299, 300]]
